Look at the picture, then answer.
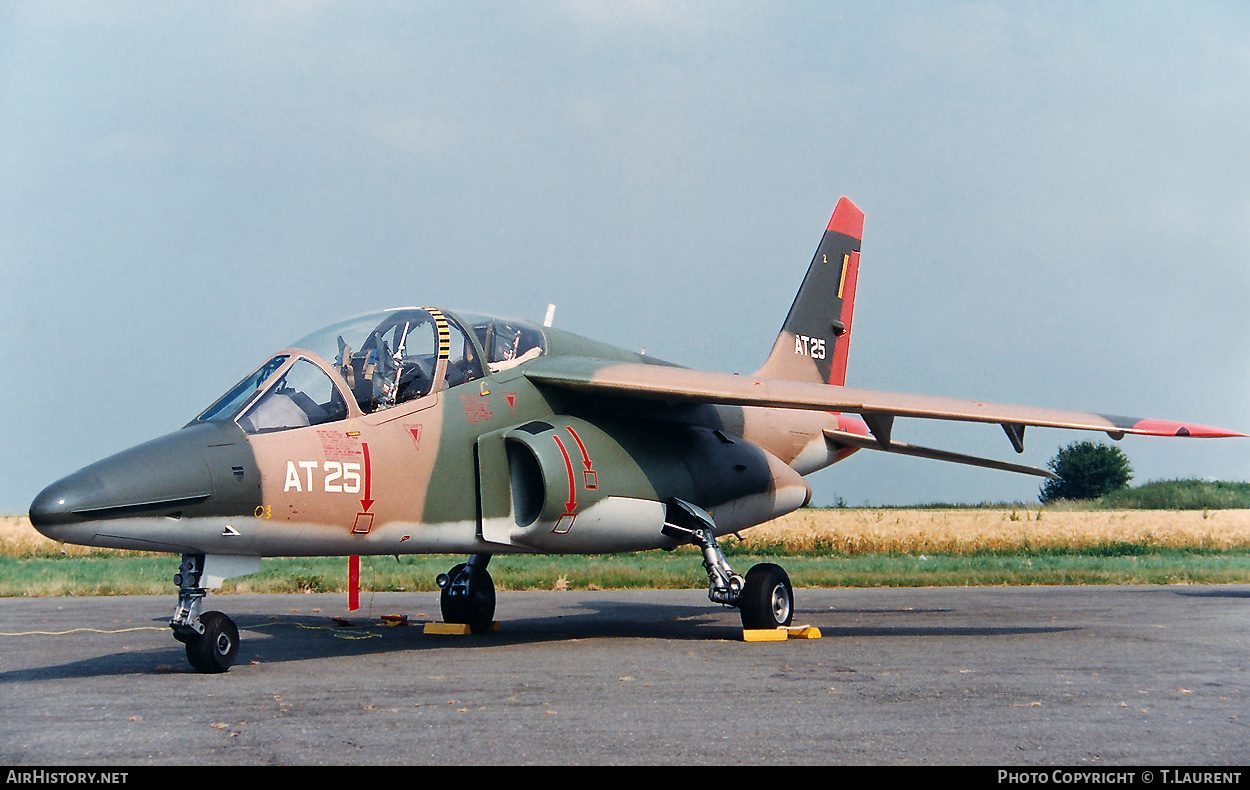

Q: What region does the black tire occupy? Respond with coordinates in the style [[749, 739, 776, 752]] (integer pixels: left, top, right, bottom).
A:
[[185, 611, 239, 673], [739, 563, 794, 630], [440, 563, 496, 634]]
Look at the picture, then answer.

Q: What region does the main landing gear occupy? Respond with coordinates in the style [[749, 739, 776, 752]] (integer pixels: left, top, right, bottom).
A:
[[663, 499, 795, 631], [171, 554, 239, 674], [437, 553, 496, 633], [166, 509, 780, 672]]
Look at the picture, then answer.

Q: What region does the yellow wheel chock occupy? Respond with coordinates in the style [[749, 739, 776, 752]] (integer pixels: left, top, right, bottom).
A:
[[743, 624, 821, 642]]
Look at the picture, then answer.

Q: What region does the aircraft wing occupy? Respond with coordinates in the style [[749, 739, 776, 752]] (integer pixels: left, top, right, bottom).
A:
[[525, 358, 1246, 448]]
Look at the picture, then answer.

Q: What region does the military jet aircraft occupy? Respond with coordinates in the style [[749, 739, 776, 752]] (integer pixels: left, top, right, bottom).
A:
[[30, 197, 1245, 673]]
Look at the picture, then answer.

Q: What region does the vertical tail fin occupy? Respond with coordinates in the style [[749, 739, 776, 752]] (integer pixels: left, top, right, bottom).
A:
[[754, 197, 864, 386]]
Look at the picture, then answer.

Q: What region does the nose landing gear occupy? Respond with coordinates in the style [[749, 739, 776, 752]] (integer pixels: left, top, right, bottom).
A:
[[170, 553, 241, 673]]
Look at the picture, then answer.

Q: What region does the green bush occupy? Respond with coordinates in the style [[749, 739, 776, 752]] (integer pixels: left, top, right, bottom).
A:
[[1040, 441, 1132, 503]]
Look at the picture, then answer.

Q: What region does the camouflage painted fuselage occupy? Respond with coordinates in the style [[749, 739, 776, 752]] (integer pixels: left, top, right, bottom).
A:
[[29, 319, 844, 558]]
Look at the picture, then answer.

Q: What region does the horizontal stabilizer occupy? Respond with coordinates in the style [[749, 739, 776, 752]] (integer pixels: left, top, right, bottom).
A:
[[824, 429, 1057, 478]]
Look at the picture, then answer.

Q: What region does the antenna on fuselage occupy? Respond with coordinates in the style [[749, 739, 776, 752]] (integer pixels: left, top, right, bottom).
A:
[[543, 304, 556, 327]]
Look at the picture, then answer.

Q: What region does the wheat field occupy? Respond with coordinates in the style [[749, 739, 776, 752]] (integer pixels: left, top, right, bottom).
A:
[[6, 509, 1250, 558], [738, 507, 1250, 554]]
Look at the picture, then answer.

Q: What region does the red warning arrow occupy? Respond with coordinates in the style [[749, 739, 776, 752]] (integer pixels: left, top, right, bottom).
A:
[[566, 427, 592, 472], [552, 435, 577, 514], [566, 426, 597, 490], [359, 442, 374, 513]]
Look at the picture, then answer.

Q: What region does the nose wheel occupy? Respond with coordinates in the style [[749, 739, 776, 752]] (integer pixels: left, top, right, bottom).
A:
[[170, 554, 241, 673], [184, 611, 239, 673]]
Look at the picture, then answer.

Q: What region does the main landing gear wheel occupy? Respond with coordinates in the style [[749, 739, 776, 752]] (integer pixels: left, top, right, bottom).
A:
[[184, 610, 239, 674], [438, 560, 496, 634], [661, 499, 796, 630], [739, 563, 794, 631]]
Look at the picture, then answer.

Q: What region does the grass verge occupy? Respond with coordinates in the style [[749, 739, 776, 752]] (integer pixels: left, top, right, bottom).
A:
[[3, 546, 1248, 597]]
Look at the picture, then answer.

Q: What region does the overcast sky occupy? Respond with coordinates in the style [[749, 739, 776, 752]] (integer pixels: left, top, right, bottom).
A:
[[3, 1, 1248, 514]]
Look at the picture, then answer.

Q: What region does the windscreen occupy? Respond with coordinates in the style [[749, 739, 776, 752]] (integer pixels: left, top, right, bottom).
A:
[[196, 355, 290, 423], [237, 358, 349, 434]]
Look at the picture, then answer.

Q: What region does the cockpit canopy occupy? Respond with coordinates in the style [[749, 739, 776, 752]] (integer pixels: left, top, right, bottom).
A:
[[194, 308, 547, 434]]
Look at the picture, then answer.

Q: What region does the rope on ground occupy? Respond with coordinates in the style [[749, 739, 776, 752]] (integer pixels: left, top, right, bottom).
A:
[[0, 626, 167, 636]]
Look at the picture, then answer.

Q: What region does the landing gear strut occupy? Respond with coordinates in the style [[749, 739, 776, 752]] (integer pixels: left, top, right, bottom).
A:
[[171, 553, 239, 673], [663, 499, 794, 631], [437, 553, 496, 633]]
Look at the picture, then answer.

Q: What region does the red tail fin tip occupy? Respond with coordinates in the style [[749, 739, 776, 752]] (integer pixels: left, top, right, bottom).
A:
[[827, 197, 864, 240]]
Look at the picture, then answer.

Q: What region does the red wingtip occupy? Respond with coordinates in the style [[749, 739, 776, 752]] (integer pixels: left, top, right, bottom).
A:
[[826, 196, 864, 240], [1130, 418, 1249, 439]]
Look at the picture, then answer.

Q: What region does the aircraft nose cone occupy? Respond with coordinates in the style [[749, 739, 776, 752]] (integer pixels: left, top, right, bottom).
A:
[[29, 425, 218, 537], [28, 480, 78, 527]]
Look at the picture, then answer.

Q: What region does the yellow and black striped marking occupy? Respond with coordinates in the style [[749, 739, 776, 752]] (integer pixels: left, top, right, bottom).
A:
[[424, 307, 452, 361]]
